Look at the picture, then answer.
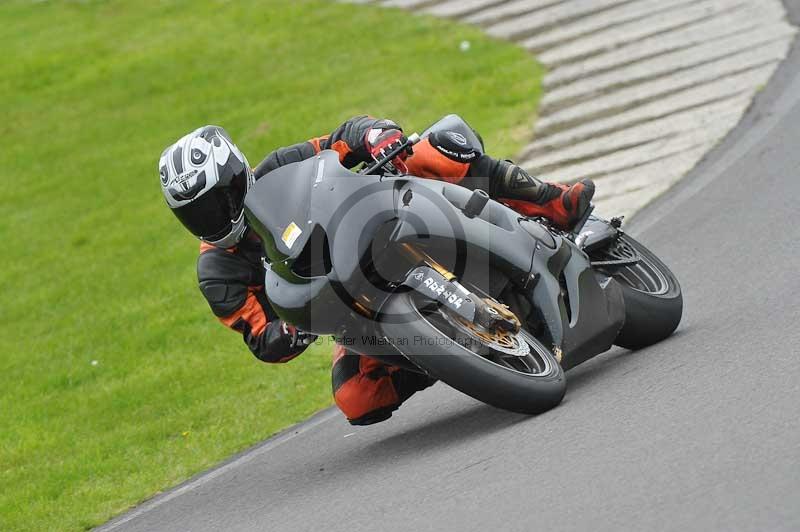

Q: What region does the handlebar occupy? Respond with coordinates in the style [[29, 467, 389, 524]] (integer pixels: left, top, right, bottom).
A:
[[360, 133, 421, 176]]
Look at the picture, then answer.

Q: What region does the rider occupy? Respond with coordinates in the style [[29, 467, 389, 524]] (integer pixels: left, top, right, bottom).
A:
[[158, 116, 594, 425]]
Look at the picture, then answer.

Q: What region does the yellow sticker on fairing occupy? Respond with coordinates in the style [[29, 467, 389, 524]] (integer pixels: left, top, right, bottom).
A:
[[281, 222, 303, 249]]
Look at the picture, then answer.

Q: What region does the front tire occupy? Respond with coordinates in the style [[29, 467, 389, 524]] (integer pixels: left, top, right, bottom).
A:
[[380, 293, 566, 415], [593, 234, 683, 349]]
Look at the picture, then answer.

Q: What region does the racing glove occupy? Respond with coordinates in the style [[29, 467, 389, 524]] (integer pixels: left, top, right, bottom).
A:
[[366, 127, 411, 174], [283, 322, 318, 350], [257, 320, 318, 362]]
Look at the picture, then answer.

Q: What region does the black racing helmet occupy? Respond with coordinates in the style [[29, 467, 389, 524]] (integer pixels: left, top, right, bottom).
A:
[[159, 125, 253, 248]]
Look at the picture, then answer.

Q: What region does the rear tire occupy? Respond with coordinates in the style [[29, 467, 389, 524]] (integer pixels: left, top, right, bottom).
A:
[[594, 234, 682, 349], [380, 293, 566, 415]]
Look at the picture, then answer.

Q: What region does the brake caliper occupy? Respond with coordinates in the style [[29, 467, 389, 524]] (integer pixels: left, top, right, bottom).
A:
[[475, 298, 521, 334]]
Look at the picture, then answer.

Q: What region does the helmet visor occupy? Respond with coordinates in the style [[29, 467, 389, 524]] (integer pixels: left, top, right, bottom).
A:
[[171, 164, 249, 241], [173, 179, 245, 242], [172, 187, 236, 240]]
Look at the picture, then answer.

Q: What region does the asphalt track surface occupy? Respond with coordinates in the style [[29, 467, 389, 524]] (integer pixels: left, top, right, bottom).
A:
[[101, 16, 800, 532]]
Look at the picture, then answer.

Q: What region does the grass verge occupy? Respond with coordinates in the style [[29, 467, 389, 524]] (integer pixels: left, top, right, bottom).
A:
[[0, 0, 543, 529]]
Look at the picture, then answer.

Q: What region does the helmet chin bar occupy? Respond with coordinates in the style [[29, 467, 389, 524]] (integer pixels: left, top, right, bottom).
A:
[[203, 211, 248, 249]]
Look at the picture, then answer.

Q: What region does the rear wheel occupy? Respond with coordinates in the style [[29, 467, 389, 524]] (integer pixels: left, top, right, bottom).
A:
[[380, 291, 565, 415], [592, 234, 682, 349]]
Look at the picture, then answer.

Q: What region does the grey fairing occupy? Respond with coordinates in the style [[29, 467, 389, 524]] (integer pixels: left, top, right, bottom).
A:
[[387, 183, 626, 368], [245, 150, 625, 368], [388, 178, 535, 285], [245, 151, 399, 335], [527, 237, 626, 369], [244, 152, 528, 336]]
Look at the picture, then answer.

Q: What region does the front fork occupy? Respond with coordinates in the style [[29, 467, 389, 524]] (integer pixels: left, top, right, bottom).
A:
[[398, 244, 520, 333]]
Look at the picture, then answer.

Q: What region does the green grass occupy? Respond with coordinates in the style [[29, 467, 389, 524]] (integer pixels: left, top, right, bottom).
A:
[[0, 1, 543, 530]]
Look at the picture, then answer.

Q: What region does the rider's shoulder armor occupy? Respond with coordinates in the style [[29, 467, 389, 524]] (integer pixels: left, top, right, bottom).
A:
[[254, 141, 318, 179], [196, 244, 262, 318]]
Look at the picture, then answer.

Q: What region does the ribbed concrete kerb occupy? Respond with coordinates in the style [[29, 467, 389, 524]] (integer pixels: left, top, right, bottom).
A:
[[342, 0, 796, 218]]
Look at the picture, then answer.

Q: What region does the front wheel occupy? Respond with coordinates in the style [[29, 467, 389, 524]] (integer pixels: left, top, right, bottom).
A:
[[592, 234, 683, 349], [380, 292, 566, 415]]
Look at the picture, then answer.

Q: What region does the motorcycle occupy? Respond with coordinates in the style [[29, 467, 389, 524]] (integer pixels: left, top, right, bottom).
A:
[[244, 115, 683, 414]]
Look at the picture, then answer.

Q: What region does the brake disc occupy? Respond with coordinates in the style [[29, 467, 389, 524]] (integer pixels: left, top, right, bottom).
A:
[[443, 310, 530, 358]]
